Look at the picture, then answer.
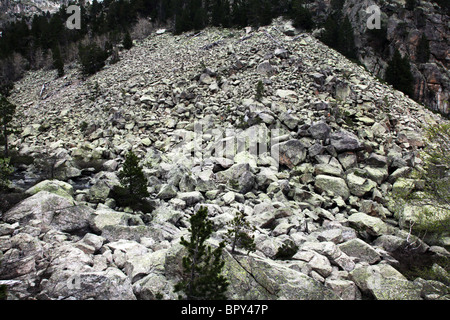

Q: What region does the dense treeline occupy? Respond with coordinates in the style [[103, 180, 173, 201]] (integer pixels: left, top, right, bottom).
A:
[[0, 0, 317, 94]]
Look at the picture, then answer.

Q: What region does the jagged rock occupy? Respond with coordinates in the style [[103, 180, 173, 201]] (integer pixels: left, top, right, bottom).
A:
[[350, 264, 422, 300], [42, 267, 136, 300], [338, 239, 381, 264], [330, 130, 362, 152], [89, 207, 144, 233], [88, 172, 121, 203], [346, 172, 377, 197], [309, 121, 331, 140], [216, 163, 255, 194], [314, 175, 350, 200], [157, 184, 178, 200], [325, 279, 361, 300], [3, 191, 93, 234], [176, 191, 204, 207], [273, 140, 307, 169], [347, 212, 390, 237], [134, 273, 177, 300], [25, 180, 74, 199], [257, 61, 276, 76]]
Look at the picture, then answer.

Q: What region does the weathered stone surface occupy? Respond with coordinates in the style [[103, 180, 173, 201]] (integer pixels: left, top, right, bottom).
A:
[[216, 163, 255, 194], [338, 238, 381, 264], [272, 139, 307, 169], [315, 175, 350, 200], [350, 264, 422, 300], [4, 191, 93, 233], [348, 212, 390, 237], [25, 180, 74, 199], [330, 130, 362, 152]]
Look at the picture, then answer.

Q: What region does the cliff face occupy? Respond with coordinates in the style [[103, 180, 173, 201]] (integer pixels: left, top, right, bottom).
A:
[[309, 0, 449, 115], [0, 0, 72, 27]]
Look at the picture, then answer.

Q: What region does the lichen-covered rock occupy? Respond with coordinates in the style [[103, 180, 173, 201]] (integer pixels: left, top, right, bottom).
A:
[[3, 191, 93, 234]]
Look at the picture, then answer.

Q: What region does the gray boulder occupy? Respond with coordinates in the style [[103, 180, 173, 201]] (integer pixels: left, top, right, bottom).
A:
[[4, 191, 93, 234], [315, 175, 350, 200], [330, 130, 362, 152], [216, 163, 255, 194], [272, 140, 307, 169]]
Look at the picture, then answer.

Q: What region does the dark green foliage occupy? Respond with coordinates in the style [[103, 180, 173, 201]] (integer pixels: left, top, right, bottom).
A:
[[123, 31, 133, 50], [118, 150, 150, 211], [320, 14, 357, 60], [0, 284, 7, 300], [405, 0, 418, 10], [0, 157, 14, 191], [78, 43, 109, 76], [331, 0, 345, 12], [291, 0, 314, 30], [416, 34, 430, 63], [52, 45, 64, 77], [384, 49, 415, 98], [0, 95, 16, 158], [337, 16, 357, 60], [367, 26, 389, 59], [175, 207, 229, 300], [211, 0, 232, 28], [274, 240, 298, 260], [226, 211, 256, 254], [255, 80, 264, 102]]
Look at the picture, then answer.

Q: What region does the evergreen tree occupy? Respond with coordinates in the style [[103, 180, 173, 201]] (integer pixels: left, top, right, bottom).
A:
[[118, 150, 149, 209], [320, 14, 357, 60], [0, 157, 14, 191], [175, 207, 229, 300], [320, 14, 339, 49], [385, 49, 415, 98], [78, 42, 109, 76], [226, 211, 256, 254], [231, 0, 248, 27], [337, 16, 357, 60], [291, 0, 314, 30], [416, 33, 430, 63], [123, 31, 133, 50], [0, 95, 16, 158], [52, 45, 64, 77]]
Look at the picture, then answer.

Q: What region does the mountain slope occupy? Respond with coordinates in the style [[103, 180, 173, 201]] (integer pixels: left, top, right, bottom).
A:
[[1, 19, 449, 300]]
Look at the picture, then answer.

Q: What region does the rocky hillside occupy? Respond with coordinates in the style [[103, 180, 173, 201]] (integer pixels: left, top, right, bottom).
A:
[[0, 19, 449, 300]]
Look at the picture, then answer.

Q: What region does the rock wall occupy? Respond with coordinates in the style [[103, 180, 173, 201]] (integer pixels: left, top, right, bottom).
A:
[[309, 0, 449, 115]]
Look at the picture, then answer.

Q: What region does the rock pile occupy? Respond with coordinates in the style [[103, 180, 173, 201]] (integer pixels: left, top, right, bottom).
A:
[[1, 19, 448, 300]]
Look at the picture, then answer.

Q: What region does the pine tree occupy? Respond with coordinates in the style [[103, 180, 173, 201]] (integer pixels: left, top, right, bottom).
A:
[[416, 33, 430, 63], [52, 45, 64, 77], [78, 42, 109, 76], [337, 16, 357, 60], [385, 49, 415, 98], [118, 150, 149, 210], [0, 157, 14, 191], [175, 206, 229, 300], [291, 0, 314, 30], [0, 95, 16, 158], [123, 31, 133, 50], [320, 14, 339, 49], [226, 211, 256, 254]]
